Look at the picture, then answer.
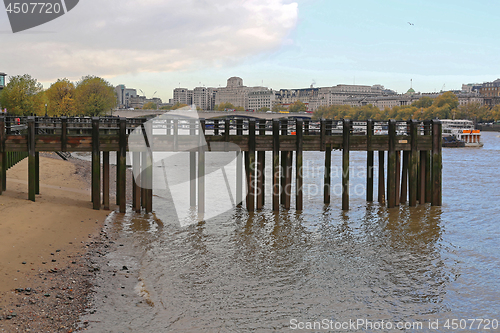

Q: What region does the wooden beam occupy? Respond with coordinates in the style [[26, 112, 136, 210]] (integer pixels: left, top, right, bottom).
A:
[[0, 116, 5, 194], [409, 120, 418, 207], [103, 151, 110, 210], [119, 118, 127, 213], [272, 119, 280, 211], [296, 119, 303, 210], [366, 119, 374, 202], [387, 120, 396, 208], [432, 120, 442, 206]]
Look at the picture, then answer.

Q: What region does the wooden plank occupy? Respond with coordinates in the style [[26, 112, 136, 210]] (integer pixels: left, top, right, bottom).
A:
[[342, 119, 350, 210], [258, 119, 266, 208], [236, 119, 243, 206], [424, 121, 432, 203], [92, 118, 100, 210], [133, 152, 141, 212], [61, 116, 67, 152]]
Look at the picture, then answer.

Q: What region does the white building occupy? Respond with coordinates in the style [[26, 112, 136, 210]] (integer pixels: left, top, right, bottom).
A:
[[248, 89, 276, 111], [173, 88, 193, 105]]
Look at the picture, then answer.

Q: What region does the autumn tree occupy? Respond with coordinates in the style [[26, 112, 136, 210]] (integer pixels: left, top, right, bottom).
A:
[[45, 78, 76, 116], [215, 102, 236, 111], [171, 102, 188, 110], [0, 74, 45, 116], [257, 107, 270, 112], [272, 103, 287, 112], [289, 100, 307, 113], [142, 101, 157, 110], [74, 75, 116, 116]]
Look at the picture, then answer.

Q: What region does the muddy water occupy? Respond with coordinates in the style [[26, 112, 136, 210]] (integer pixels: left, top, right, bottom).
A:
[[81, 132, 500, 332]]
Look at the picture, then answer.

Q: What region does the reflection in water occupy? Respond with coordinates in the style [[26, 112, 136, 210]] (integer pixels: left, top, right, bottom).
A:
[[84, 132, 500, 332]]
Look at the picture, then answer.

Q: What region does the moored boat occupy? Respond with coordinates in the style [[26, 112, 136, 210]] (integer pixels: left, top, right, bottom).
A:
[[441, 119, 483, 147]]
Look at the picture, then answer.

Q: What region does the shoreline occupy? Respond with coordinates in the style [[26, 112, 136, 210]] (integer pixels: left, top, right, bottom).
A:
[[0, 153, 121, 332]]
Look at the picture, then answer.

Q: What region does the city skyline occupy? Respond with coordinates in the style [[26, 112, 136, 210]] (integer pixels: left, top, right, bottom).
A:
[[1, 0, 499, 102]]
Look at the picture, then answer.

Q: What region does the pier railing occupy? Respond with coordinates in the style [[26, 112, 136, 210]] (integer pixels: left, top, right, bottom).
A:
[[0, 116, 442, 213]]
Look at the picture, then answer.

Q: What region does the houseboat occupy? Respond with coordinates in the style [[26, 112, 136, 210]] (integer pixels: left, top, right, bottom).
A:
[[441, 119, 483, 147]]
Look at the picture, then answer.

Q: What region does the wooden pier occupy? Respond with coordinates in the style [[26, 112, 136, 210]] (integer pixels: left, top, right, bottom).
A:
[[0, 116, 442, 213]]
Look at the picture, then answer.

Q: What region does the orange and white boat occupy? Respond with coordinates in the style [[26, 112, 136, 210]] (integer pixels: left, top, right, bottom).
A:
[[441, 119, 483, 147]]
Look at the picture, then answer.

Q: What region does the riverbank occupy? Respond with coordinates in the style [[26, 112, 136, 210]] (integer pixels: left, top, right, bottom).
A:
[[0, 154, 113, 332]]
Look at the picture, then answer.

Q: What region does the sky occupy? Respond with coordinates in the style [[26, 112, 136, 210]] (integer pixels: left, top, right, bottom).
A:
[[1, 0, 500, 102]]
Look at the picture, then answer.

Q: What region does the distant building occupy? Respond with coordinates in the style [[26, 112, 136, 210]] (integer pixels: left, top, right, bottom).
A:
[[248, 89, 276, 111], [0, 72, 6, 90], [214, 77, 268, 110], [173, 88, 193, 106], [115, 84, 138, 109], [479, 79, 500, 107]]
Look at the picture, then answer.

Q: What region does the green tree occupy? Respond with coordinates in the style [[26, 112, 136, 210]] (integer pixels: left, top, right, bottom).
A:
[[0, 74, 45, 116], [142, 101, 157, 110], [412, 96, 434, 108], [289, 100, 307, 113], [74, 75, 116, 116], [257, 107, 270, 112], [160, 105, 172, 110], [45, 78, 76, 116]]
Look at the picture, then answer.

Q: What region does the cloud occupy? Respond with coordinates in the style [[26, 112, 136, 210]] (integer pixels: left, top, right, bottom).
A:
[[0, 0, 298, 82]]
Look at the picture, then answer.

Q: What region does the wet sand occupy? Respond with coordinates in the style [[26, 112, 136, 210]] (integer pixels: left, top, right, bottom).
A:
[[0, 154, 113, 332]]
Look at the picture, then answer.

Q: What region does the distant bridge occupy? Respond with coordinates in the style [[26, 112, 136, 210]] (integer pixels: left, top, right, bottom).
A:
[[112, 109, 313, 120]]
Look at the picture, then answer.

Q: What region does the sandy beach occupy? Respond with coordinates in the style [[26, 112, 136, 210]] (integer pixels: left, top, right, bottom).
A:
[[0, 154, 113, 332]]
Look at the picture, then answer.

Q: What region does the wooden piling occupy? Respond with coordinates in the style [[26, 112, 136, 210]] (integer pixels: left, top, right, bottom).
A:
[[103, 151, 110, 210], [247, 120, 256, 212], [28, 118, 36, 202], [190, 119, 196, 207], [0, 116, 5, 194], [284, 151, 292, 210], [280, 120, 288, 205], [400, 151, 409, 204], [378, 151, 385, 204], [61, 117, 67, 152], [198, 120, 206, 215], [366, 119, 374, 202], [272, 120, 280, 211], [432, 120, 442, 206], [258, 119, 266, 208], [409, 120, 418, 207], [119, 118, 127, 213], [395, 150, 400, 205], [424, 121, 432, 203], [342, 119, 350, 210], [387, 120, 396, 208], [132, 152, 141, 212], [419, 149, 426, 204], [91, 117, 100, 209], [296, 119, 303, 210], [323, 120, 331, 204], [236, 119, 243, 206], [35, 152, 40, 195]]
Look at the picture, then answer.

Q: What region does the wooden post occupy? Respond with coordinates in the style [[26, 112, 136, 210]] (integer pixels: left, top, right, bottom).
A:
[[132, 152, 141, 212], [198, 119, 206, 215], [432, 120, 442, 206], [324, 119, 331, 204], [401, 151, 409, 204], [190, 119, 196, 207], [284, 151, 292, 210], [91, 117, 100, 209], [103, 151, 110, 210], [214, 119, 219, 136], [409, 120, 418, 207], [118, 118, 127, 213], [28, 118, 36, 201], [387, 120, 396, 208], [296, 119, 303, 210], [424, 121, 432, 203], [342, 119, 350, 210], [0, 116, 5, 194], [419, 149, 426, 204], [395, 150, 400, 205], [272, 120, 280, 211], [236, 119, 243, 206], [366, 119, 374, 202], [256, 119, 266, 210], [247, 120, 256, 212], [61, 116, 67, 152], [280, 120, 287, 205], [35, 151, 40, 195], [304, 120, 309, 136], [378, 152, 385, 204]]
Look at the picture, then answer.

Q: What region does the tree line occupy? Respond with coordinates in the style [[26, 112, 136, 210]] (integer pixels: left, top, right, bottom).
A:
[[0, 74, 117, 117], [313, 92, 500, 122]]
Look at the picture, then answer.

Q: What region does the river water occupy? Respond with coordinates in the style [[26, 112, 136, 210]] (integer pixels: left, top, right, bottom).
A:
[[82, 132, 500, 332]]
